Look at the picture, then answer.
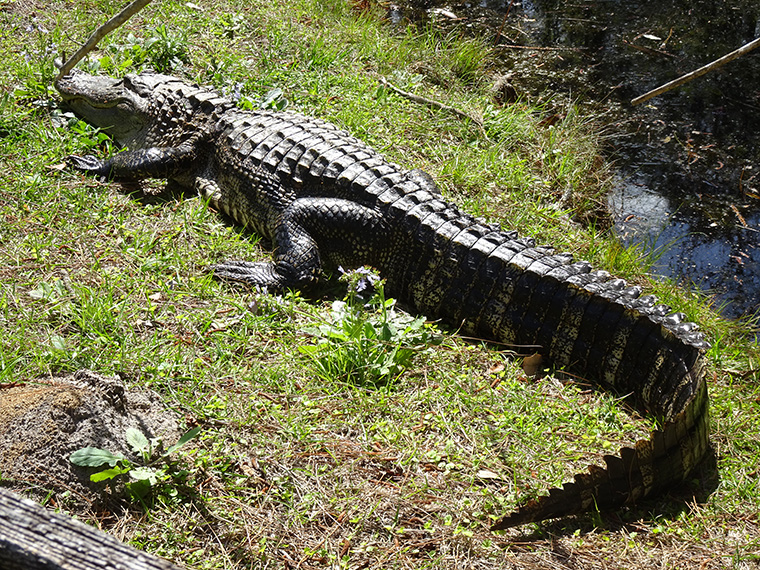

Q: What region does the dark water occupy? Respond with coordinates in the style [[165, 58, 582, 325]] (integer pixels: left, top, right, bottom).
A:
[[395, 0, 760, 320]]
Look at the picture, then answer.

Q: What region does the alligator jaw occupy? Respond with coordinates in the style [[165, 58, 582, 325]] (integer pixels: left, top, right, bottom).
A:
[[56, 70, 124, 105], [56, 71, 152, 145]]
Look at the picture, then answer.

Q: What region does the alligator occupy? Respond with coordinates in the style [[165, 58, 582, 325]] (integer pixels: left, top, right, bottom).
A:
[[55, 70, 711, 529]]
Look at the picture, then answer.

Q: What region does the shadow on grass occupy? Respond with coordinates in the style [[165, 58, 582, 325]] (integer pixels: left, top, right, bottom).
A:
[[116, 179, 193, 205], [510, 447, 720, 538]]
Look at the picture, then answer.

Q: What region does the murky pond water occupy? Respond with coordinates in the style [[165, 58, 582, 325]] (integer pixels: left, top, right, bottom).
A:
[[395, 0, 760, 321]]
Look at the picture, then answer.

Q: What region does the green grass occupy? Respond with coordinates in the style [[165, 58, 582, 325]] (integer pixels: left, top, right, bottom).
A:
[[1, 0, 759, 568]]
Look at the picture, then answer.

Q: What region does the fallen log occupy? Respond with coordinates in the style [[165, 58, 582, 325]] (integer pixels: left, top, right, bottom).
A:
[[0, 488, 181, 570]]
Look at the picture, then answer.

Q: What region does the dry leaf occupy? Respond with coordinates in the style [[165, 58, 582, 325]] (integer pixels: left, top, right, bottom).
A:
[[522, 353, 544, 376]]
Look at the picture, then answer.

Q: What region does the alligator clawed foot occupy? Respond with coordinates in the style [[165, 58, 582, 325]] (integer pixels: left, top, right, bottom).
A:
[[210, 259, 284, 291], [67, 154, 109, 176], [67, 154, 102, 171]]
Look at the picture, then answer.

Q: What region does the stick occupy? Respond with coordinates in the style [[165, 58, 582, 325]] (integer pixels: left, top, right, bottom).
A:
[[378, 76, 485, 135], [496, 43, 585, 53], [631, 36, 760, 106], [55, 0, 155, 82], [493, 0, 516, 46], [622, 40, 676, 59]]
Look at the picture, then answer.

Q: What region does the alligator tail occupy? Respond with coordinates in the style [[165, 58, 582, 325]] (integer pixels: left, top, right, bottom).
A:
[[491, 377, 709, 528], [385, 197, 710, 527]]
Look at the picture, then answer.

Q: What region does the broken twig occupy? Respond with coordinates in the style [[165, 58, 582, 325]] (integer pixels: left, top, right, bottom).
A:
[[631, 36, 760, 106], [495, 44, 585, 53], [622, 40, 676, 59], [493, 0, 516, 46], [378, 76, 485, 135], [55, 0, 154, 81]]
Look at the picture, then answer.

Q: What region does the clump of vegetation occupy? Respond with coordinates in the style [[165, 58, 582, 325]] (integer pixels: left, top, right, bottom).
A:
[[300, 268, 439, 386], [70, 426, 201, 507], [96, 24, 189, 74]]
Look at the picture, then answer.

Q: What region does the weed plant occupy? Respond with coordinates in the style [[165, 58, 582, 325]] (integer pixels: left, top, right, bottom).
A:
[[299, 268, 439, 387], [0, 0, 758, 569], [70, 426, 202, 507]]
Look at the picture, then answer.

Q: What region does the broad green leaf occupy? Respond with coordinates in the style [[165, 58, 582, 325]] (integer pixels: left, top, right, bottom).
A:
[[28, 282, 52, 300], [90, 465, 130, 482], [49, 334, 67, 351], [126, 478, 152, 500], [298, 345, 319, 356], [70, 447, 124, 468], [129, 466, 159, 485], [126, 427, 151, 454], [380, 323, 393, 342], [260, 88, 284, 109]]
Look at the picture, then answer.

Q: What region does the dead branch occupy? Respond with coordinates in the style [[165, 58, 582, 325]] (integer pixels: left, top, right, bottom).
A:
[[631, 36, 760, 106], [378, 76, 485, 136], [55, 0, 155, 82]]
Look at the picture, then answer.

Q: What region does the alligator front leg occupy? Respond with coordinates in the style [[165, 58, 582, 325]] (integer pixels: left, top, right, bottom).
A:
[[212, 197, 388, 291], [68, 141, 198, 180]]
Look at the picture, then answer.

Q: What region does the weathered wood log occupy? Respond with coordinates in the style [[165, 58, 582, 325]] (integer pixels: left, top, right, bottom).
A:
[[0, 488, 181, 570]]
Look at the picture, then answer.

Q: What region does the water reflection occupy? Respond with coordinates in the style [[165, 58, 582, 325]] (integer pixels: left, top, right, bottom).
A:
[[397, 0, 760, 320], [611, 179, 760, 318]]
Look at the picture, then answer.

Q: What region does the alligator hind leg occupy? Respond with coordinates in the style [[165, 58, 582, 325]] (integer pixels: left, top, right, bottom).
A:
[[212, 197, 388, 291]]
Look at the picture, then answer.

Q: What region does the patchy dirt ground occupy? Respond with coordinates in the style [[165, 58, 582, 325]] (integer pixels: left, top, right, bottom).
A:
[[0, 370, 179, 509]]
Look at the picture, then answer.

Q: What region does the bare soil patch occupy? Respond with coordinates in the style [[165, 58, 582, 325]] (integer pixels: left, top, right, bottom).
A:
[[0, 370, 179, 509]]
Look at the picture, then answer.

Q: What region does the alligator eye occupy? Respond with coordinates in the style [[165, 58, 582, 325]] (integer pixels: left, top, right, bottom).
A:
[[117, 100, 136, 113], [122, 74, 153, 97]]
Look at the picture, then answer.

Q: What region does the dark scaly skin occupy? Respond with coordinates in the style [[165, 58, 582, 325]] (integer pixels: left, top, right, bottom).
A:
[[56, 71, 711, 528]]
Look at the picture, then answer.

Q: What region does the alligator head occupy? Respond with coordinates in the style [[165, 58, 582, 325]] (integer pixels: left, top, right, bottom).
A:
[[55, 70, 176, 147]]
